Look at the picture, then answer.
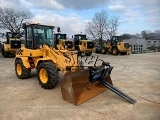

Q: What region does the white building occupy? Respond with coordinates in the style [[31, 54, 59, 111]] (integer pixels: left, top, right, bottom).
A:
[[124, 38, 147, 53], [146, 39, 160, 47]]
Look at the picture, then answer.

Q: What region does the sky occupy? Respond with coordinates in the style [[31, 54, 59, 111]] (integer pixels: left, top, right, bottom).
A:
[[0, 0, 160, 38]]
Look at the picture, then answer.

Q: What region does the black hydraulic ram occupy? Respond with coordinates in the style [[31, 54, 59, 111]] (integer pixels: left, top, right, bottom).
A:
[[89, 62, 137, 104]]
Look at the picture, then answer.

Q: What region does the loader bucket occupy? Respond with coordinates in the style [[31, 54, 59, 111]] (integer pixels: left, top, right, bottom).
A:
[[61, 69, 112, 105]]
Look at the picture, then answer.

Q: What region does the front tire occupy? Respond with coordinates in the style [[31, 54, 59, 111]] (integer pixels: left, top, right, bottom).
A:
[[101, 47, 107, 54], [112, 47, 119, 55], [37, 61, 59, 89], [15, 59, 31, 79]]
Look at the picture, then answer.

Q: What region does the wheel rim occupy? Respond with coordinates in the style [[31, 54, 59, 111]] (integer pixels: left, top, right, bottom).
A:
[[113, 49, 117, 54], [39, 68, 48, 84], [16, 64, 22, 75]]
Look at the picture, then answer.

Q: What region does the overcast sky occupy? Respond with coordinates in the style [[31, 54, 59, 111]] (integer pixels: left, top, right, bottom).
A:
[[0, 0, 160, 37]]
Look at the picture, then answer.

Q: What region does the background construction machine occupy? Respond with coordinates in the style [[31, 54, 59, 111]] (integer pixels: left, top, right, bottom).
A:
[[73, 34, 95, 56], [99, 36, 130, 55], [14, 22, 136, 105], [1, 32, 24, 57], [54, 33, 74, 50], [54, 27, 74, 50]]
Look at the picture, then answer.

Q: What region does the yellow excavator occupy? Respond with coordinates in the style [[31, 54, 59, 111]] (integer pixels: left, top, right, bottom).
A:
[[14, 22, 136, 105], [1, 32, 24, 57]]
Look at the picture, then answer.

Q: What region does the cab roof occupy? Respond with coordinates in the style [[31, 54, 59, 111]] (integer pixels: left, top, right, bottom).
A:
[[25, 22, 55, 28]]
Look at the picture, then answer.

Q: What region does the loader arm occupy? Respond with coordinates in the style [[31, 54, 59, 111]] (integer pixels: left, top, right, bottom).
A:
[[40, 45, 79, 74]]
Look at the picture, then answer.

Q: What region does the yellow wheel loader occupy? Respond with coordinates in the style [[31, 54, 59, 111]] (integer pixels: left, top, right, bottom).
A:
[[73, 34, 95, 56], [1, 32, 24, 57], [14, 22, 136, 105], [101, 36, 130, 55], [54, 32, 74, 50]]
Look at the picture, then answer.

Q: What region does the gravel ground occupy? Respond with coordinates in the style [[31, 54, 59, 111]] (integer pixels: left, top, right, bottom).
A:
[[0, 52, 160, 120]]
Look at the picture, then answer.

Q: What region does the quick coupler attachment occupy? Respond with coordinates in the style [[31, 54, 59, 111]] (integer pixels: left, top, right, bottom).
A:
[[89, 62, 113, 83]]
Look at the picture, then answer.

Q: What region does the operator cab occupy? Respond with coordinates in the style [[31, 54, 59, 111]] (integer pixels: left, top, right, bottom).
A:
[[22, 23, 55, 49], [111, 36, 123, 45], [6, 32, 20, 44], [54, 33, 67, 44], [74, 34, 87, 45]]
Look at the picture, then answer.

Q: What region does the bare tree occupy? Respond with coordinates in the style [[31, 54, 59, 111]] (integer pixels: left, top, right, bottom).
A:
[[85, 10, 108, 46], [0, 7, 31, 33], [141, 30, 160, 39], [85, 21, 97, 40], [106, 16, 119, 39], [85, 9, 119, 46], [122, 33, 132, 39]]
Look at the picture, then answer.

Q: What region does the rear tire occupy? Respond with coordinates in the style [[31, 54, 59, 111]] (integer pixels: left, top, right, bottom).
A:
[[1, 46, 9, 58], [15, 59, 31, 79], [112, 47, 119, 55], [101, 47, 107, 54], [37, 61, 59, 89]]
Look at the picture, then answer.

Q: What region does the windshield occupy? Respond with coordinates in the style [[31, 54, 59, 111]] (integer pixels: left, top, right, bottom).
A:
[[57, 34, 66, 39], [7, 32, 20, 38], [112, 36, 123, 42], [33, 25, 54, 46], [74, 35, 87, 40], [80, 35, 87, 40], [118, 36, 123, 42]]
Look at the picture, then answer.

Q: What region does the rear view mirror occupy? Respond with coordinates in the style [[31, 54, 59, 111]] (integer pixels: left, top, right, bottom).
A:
[[22, 23, 26, 29], [57, 27, 61, 32]]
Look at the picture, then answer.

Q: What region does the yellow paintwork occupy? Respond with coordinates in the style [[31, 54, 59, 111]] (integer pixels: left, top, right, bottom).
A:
[[104, 42, 130, 53], [78, 40, 94, 53], [57, 40, 65, 50], [16, 64, 22, 75], [3, 38, 25, 55], [56, 39, 75, 50], [39, 68, 48, 83], [117, 42, 130, 52], [16, 47, 44, 57], [15, 45, 79, 74], [101, 48, 105, 53], [15, 57, 31, 68]]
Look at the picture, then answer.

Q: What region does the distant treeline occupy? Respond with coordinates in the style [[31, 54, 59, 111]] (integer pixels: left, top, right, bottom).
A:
[[122, 30, 160, 40]]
